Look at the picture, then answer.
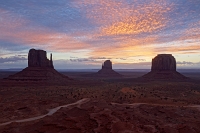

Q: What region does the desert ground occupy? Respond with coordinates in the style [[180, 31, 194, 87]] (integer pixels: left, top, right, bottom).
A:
[[0, 70, 200, 133]]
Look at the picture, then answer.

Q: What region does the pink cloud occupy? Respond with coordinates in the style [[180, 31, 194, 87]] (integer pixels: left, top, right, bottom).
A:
[[0, 9, 90, 52]]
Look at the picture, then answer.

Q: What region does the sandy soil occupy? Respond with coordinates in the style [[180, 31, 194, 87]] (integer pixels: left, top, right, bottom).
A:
[[0, 71, 200, 133]]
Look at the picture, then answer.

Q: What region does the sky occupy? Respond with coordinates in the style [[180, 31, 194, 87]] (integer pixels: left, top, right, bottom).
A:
[[0, 0, 200, 69]]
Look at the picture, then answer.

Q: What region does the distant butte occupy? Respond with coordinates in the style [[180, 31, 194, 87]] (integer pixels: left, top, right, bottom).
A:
[[87, 60, 122, 77], [141, 54, 187, 80], [5, 49, 70, 82]]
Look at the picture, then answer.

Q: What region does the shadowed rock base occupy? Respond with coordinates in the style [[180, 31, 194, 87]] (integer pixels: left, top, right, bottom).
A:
[[142, 71, 187, 80], [96, 69, 122, 77], [5, 67, 70, 81]]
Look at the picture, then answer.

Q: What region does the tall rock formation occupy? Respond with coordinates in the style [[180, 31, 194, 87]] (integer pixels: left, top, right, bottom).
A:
[[87, 60, 122, 77], [142, 54, 187, 80], [151, 54, 176, 71], [102, 60, 112, 69], [5, 49, 70, 82], [28, 49, 53, 68]]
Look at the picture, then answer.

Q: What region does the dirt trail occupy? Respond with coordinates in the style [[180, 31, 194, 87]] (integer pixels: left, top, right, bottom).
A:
[[1, 99, 200, 127], [0, 98, 90, 126], [188, 105, 200, 111], [111, 102, 200, 110]]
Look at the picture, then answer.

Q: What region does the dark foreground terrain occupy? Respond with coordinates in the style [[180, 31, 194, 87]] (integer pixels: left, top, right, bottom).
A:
[[0, 70, 200, 133]]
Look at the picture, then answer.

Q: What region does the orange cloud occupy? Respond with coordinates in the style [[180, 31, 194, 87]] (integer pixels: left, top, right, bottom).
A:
[[101, 2, 171, 36], [162, 44, 200, 54], [74, 0, 172, 36], [89, 37, 157, 60], [71, 0, 177, 60]]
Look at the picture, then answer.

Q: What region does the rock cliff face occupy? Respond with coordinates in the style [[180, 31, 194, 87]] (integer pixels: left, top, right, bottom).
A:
[[5, 49, 70, 82], [28, 49, 53, 68], [142, 54, 187, 80], [151, 54, 176, 71]]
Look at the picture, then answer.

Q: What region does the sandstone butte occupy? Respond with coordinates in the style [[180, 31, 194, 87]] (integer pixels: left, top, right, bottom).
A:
[[94, 60, 122, 77], [142, 54, 187, 80], [5, 49, 70, 82]]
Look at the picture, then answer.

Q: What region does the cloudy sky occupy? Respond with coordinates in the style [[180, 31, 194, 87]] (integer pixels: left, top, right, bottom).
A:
[[0, 0, 200, 69]]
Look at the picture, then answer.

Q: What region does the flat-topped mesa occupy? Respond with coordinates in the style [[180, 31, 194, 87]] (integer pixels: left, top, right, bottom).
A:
[[151, 54, 176, 72], [102, 60, 112, 69], [141, 54, 187, 80], [28, 49, 53, 68]]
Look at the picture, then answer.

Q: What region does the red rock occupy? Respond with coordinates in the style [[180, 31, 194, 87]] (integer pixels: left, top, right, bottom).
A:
[[151, 54, 176, 71], [142, 54, 187, 80]]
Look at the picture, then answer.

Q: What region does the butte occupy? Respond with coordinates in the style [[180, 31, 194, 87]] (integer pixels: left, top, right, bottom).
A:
[[141, 54, 187, 80], [5, 49, 71, 82], [88, 60, 122, 77]]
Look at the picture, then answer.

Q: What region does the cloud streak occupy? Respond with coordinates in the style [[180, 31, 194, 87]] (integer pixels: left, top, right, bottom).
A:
[[0, 0, 200, 68], [0, 55, 26, 63]]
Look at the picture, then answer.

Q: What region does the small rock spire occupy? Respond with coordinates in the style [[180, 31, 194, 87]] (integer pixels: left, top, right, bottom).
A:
[[50, 53, 52, 62], [50, 53, 54, 68]]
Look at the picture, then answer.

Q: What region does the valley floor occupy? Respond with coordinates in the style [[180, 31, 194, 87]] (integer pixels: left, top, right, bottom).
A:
[[0, 71, 200, 133]]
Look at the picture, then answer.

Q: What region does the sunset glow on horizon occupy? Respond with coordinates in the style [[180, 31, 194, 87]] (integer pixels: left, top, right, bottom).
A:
[[0, 0, 200, 69]]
